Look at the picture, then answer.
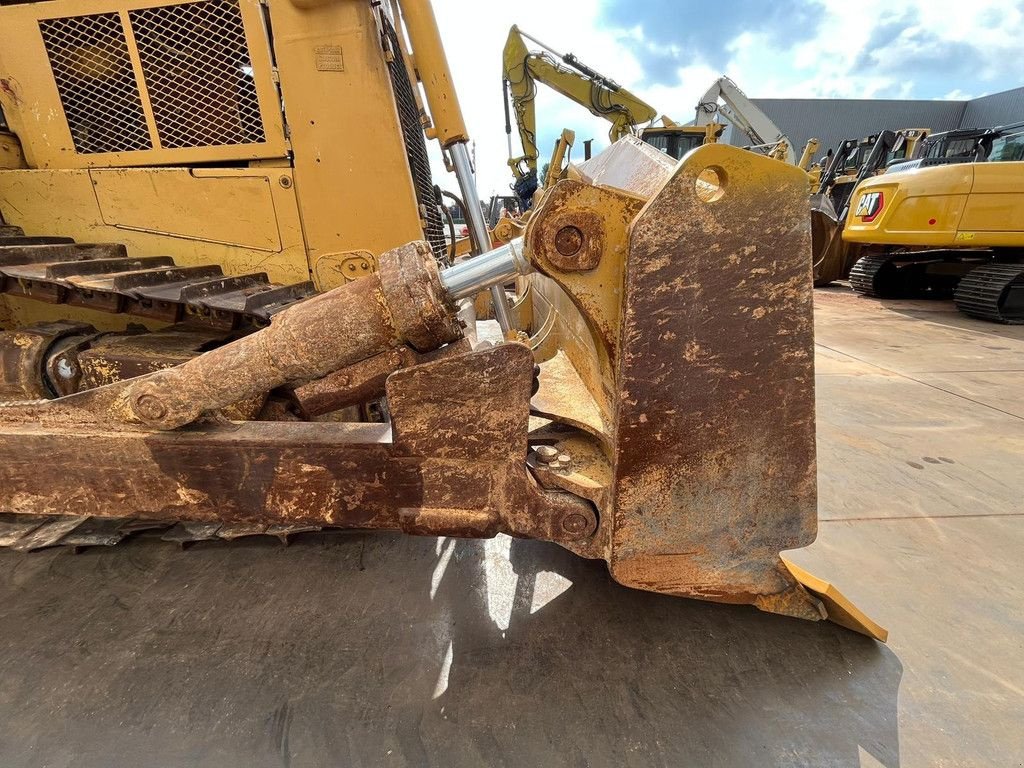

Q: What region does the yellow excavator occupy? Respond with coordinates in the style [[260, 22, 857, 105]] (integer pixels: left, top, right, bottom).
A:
[[0, 0, 883, 637], [812, 122, 1024, 322], [502, 25, 716, 206], [845, 124, 1024, 322], [812, 128, 932, 285]]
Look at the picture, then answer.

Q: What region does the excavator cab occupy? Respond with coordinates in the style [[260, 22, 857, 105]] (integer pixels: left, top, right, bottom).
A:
[[640, 123, 722, 161]]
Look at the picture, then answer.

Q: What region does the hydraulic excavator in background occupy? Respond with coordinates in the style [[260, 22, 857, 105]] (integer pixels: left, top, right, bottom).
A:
[[811, 122, 1024, 322], [0, 0, 884, 637], [811, 123, 1024, 288], [502, 25, 717, 207], [846, 124, 1024, 322], [692, 75, 823, 190], [812, 128, 931, 285], [693, 75, 797, 164]]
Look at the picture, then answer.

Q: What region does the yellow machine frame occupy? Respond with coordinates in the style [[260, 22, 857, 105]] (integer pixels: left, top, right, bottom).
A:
[[844, 161, 1024, 248], [0, 0, 442, 325]]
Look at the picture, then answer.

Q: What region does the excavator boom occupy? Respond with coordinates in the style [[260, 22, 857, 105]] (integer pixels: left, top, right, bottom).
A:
[[502, 25, 658, 186], [694, 76, 797, 164]]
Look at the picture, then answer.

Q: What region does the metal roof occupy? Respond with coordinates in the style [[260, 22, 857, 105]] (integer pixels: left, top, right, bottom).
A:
[[959, 86, 1024, 128]]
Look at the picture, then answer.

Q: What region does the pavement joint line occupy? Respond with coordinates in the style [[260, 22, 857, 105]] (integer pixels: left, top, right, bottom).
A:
[[816, 300, 1024, 341], [821, 512, 1024, 522], [815, 343, 1024, 422], [901, 369, 1024, 374]]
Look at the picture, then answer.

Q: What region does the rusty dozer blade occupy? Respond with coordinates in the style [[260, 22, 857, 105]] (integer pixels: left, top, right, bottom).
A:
[[523, 138, 883, 639], [0, 141, 883, 640]]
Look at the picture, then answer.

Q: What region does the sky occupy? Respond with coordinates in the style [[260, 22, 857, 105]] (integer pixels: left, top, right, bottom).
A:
[[423, 0, 1024, 198]]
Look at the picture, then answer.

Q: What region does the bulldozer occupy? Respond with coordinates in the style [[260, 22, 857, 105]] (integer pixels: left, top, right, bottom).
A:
[[0, 0, 884, 638]]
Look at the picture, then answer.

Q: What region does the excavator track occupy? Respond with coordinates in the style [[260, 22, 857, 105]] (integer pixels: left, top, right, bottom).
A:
[[0, 228, 346, 552], [849, 251, 968, 300], [953, 263, 1024, 324], [849, 253, 901, 297]]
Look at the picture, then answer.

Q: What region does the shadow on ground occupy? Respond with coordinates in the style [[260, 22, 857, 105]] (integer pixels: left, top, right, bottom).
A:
[[0, 533, 902, 768]]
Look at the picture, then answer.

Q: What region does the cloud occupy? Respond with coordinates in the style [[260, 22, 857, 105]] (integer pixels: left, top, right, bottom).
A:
[[424, 0, 1024, 199], [600, 0, 825, 84]]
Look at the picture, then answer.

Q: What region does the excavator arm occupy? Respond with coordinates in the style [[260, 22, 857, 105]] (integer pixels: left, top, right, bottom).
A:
[[694, 76, 796, 165], [502, 25, 657, 190]]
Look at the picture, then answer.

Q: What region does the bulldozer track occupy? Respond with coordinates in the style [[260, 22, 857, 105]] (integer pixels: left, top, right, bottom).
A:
[[953, 263, 1024, 324], [0, 227, 318, 328], [0, 228, 353, 551], [0, 513, 330, 552]]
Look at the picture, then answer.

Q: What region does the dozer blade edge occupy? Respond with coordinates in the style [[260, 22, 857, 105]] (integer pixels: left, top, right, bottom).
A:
[[0, 142, 884, 640]]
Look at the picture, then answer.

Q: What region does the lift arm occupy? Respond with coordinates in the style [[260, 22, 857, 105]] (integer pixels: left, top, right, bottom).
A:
[[694, 76, 796, 165], [502, 25, 658, 182]]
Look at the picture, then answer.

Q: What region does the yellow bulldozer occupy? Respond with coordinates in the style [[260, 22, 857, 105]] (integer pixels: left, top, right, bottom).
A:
[[0, 0, 883, 637]]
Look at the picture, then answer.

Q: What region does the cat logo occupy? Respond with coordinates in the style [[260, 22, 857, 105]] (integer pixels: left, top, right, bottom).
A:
[[854, 191, 884, 222]]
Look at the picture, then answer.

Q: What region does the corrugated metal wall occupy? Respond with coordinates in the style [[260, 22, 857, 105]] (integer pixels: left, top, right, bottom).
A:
[[959, 86, 1024, 128], [742, 99, 966, 162], [720, 87, 1024, 163]]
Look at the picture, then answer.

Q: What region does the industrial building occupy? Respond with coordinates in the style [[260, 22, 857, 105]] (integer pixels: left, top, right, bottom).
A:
[[732, 85, 1024, 158]]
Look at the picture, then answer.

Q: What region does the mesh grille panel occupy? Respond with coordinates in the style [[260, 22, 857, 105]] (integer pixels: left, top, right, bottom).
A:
[[130, 0, 265, 149], [39, 13, 153, 154], [381, 15, 449, 266]]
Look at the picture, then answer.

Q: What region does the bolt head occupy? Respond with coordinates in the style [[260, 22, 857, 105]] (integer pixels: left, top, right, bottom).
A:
[[56, 358, 77, 379], [561, 512, 590, 536], [133, 393, 167, 422], [554, 225, 584, 257], [535, 445, 558, 464]]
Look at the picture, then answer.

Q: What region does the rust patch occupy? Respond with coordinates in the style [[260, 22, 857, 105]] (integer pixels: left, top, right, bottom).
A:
[[0, 320, 94, 400], [125, 241, 461, 430]]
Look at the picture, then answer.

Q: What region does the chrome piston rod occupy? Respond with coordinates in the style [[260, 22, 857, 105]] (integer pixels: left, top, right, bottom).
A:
[[440, 238, 529, 300], [449, 142, 516, 332]]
